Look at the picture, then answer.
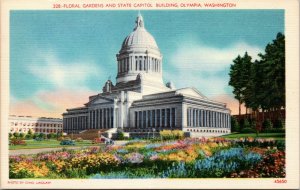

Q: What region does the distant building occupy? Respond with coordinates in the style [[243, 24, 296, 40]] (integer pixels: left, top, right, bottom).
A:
[[9, 115, 63, 134], [63, 14, 231, 137]]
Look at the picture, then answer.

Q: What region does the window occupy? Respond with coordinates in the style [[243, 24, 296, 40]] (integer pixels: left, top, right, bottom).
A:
[[135, 112, 138, 127], [161, 109, 165, 127], [151, 110, 155, 127], [94, 111, 97, 129], [167, 108, 170, 127], [147, 110, 151, 127], [95, 111, 98, 129], [139, 111, 142, 128], [171, 108, 175, 127], [143, 111, 146, 128], [193, 109, 196, 127], [207, 111, 210, 127], [156, 109, 160, 127], [111, 108, 114, 128], [187, 108, 190, 126], [195, 110, 198, 127], [139, 60, 142, 70], [103, 110, 106, 127], [100, 109, 102, 128]]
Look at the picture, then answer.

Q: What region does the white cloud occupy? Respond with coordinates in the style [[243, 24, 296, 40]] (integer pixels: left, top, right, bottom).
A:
[[165, 40, 263, 97], [12, 51, 104, 118], [28, 52, 103, 89], [170, 41, 262, 72]]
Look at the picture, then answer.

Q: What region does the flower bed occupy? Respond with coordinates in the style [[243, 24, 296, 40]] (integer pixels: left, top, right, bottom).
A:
[[9, 137, 285, 179]]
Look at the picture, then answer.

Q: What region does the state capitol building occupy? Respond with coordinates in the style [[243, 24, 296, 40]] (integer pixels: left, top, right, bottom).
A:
[[63, 14, 231, 137]]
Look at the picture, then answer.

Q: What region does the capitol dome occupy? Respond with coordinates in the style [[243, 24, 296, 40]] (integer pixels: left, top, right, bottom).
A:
[[116, 13, 163, 85], [120, 14, 159, 51]]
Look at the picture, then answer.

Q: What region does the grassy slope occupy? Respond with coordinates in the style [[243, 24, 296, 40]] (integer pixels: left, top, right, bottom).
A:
[[9, 139, 94, 150], [221, 132, 285, 140]]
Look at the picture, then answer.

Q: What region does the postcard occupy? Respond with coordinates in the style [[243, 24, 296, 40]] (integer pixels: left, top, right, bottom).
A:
[[0, 0, 299, 189]]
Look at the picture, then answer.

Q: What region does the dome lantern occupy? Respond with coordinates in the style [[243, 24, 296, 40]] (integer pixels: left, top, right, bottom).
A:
[[135, 13, 144, 29]]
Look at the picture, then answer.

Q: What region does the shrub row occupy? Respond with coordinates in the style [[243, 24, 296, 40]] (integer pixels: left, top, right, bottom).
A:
[[159, 130, 184, 140], [60, 140, 75, 146], [261, 128, 285, 133], [231, 117, 285, 133]]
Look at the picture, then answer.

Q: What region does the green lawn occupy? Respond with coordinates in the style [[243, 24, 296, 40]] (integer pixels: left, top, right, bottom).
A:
[[9, 139, 95, 150], [221, 132, 285, 141]]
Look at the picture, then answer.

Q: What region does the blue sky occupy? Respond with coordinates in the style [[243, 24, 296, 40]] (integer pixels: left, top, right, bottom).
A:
[[10, 10, 284, 117]]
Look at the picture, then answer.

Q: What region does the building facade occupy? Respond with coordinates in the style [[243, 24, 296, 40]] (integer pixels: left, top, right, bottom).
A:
[[9, 115, 63, 134], [63, 14, 231, 137]]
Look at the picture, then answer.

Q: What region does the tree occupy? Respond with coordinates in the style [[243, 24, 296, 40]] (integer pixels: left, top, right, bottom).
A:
[[274, 118, 284, 129], [33, 133, 38, 139], [239, 52, 253, 115], [13, 132, 20, 138], [28, 129, 33, 136], [229, 52, 253, 115], [46, 133, 56, 139], [25, 129, 33, 139], [263, 119, 273, 129], [47, 133, 52, 139], [229, 55, 244, 116], [25, 134, 32, 139], [57, 132, 62, 138], [240, 118, 251, 129], [19, 132, 25, 138], [230, 116, 240, 132], [38, 133, 46, 139], [250, 60, 266, 120], [258, 33, 285, 118]]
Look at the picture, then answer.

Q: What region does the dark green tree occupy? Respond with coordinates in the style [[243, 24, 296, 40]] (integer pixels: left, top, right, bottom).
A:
[[27, 129, 33, 136], [13, 132, 19, 138], [263, 119, 273, 129], [38, 133, 46, 139], [19, 132, 25, 138], [240, 52, 253, 114], [229, 52, 253, 115], [47, 133, 52, 139], [33, 133, 38, 139], [230, 116, 240, 132], [229, 55, 244, 116], [258, 32, 285, 118], [26, 129, 33, 139]]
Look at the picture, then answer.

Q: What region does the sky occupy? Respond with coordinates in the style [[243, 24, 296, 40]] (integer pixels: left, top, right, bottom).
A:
[[10, 10, 284, 118]]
